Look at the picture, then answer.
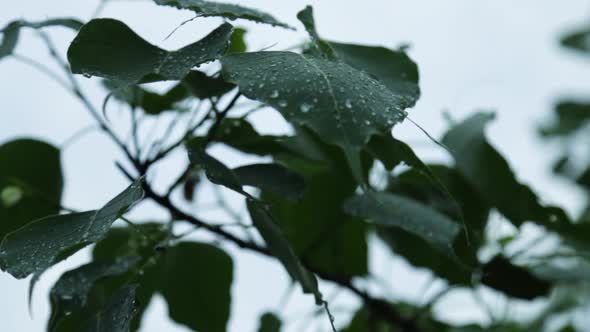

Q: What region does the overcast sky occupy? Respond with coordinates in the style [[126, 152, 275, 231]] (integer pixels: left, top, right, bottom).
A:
[[2, 1, 590, 331]]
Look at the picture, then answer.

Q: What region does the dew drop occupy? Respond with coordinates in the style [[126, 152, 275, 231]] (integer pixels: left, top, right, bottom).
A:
[[345, 99, 353, 109], [269, 90, 279, 98], [278, 100, 288, 107], [299, 103, 312, 113]]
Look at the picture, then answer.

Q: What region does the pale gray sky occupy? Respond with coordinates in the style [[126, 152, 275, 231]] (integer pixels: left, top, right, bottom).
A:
[[2, 1, 590, 331]]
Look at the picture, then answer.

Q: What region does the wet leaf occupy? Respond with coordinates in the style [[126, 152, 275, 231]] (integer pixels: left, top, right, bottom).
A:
[[344, 191, 460, 255], [68, 19, 232, 84], [81, 285, 139, 332], [154, 0, 292, 29], [0, 178, 144, 279], [49, 257, 140, 331]]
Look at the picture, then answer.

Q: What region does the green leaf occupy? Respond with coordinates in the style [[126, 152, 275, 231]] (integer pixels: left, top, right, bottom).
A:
[[262, 133, 369, 278], [222, 51, 410, 179], [480, 255, 552, 300], [257, 312, 282, 332], [442, 113, 568, 228], [91, 223, 169, 331], [104, 71, 234, 115], [344, 191, 460, 255], [159, 242, 233, 332], [49, 257, 140, 331], [0, 18, 83, 60], [561, 26, 590, 54], [210, 118, 292, 157], [0, 139, 63, 241], [228, 27, 247, 54], [81, 285, 139, 332], [187, 146, 252, 197], [540, 100, 590, 137], [297, 6, 336, 59], [247, 200, 322, 304], [330, 42, 420, 108], [233, 163, 305, 202], [68, 19, 233, 84], [0, 178, 144, 279], [154, 0, 292, 29]]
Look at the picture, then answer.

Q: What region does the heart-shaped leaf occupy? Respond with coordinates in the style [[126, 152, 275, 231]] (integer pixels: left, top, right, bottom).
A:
[[68, 19, 232, 84], [0, 178, 144, 279], [159, 242, 233, 332], [154, 0, 292, 29]]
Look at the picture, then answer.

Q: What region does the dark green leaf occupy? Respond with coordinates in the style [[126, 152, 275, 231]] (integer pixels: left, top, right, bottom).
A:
[[159, 242, 233, 332], [0, 178, 144, 279], [442, 112, 568, 228], [221, 51, 410, 180], [330, 42, 420, 108], [561, 26, 590, 54], [68, 19, 232, 84], [49, 257, 140, 331], [540, 101, 590, 137], [210, 118, 292, 157], [0, 18, 82, 60], [233, 163, 305, 202], [81, 285, 139, 332], [104, 71, 234, 115], [344, 192, 460, 255], [297, 6, 336, 59], [260, 127, 369, 278], [91, 223, 169, 332], [257, 312, 281, 332], [481, 255, 552, 300], [187, 146, 252, 197], [154, 0, 292, 29], [0, 139, 63, 241], [247, 200, 322, 304]]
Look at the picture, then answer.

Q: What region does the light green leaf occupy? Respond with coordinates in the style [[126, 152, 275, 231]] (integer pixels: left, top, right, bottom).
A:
[[0, 179, 144, 279], [247, 200, 322, 304], [68, 19, 232, 84], [0, 18, 82, 60], [228, 27, 247, 54], [257, 312, 282, 332], [81, 285, 139, 332], [0, 139, 63, 241], [233, 163, 305, 202], [344, 191, 460, 255], [154, 0, 292, 29], [49, 257, 140, 331], [160, 242, 233, 332]]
